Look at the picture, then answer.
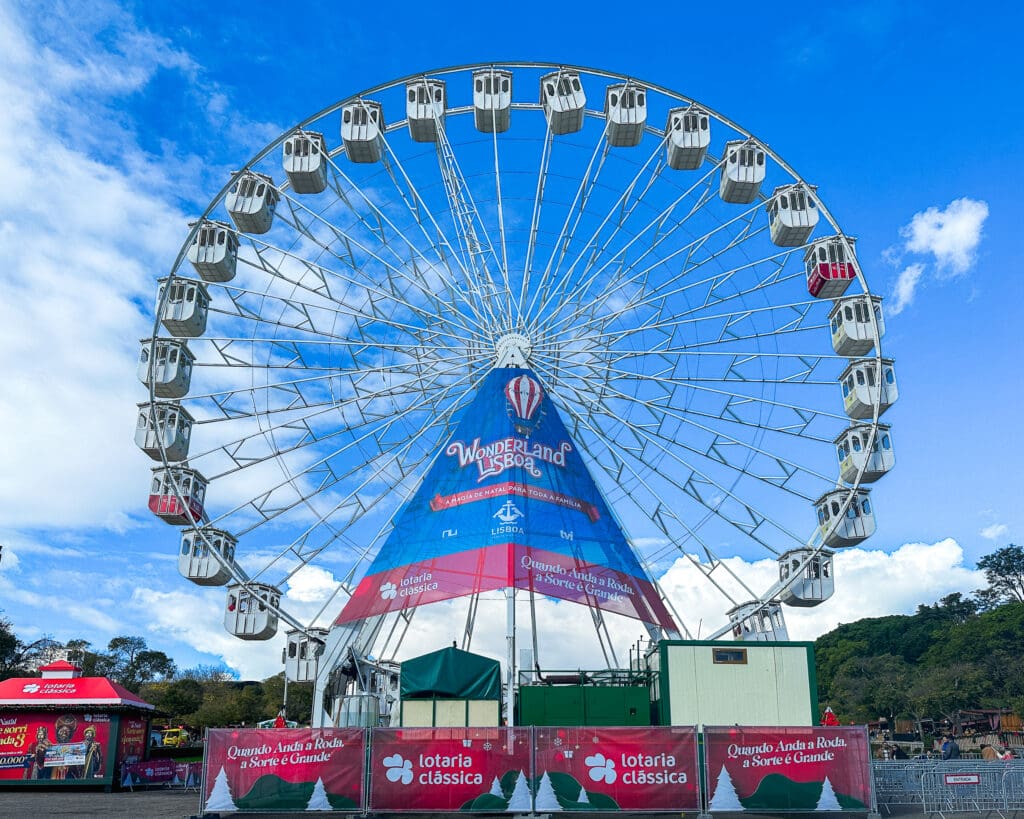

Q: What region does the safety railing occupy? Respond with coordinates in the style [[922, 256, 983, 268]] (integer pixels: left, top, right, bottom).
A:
[[872, 760, 1024, 816]]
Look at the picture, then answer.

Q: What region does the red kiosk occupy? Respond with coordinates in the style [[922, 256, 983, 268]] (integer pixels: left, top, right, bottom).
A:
[[0, 660, 154, 788]]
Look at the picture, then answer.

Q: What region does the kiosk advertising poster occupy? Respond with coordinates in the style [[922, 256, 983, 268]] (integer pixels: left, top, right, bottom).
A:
[[0, 712, 113, 784], [703, 726, 872, 812], [369, 727, 533, 812], [115, 716, 147, 770], [534, 726, 700, 812], [203, 728, 364, 812]]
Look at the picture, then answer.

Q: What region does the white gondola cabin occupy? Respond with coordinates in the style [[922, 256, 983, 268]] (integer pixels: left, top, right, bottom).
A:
[[728, 600, 789, 642], [666, 106, 711, 170], [816, 488, 875, 547], [283, 131, 328, 194], [225, 583, 280, 640], [179, 527, 235, 586], [406, 79, 446, 143], [138, 338, 194, 399], [284, 628, 328, 682], [225, 171, 279, 234], [157, 277, 209, 338], [136, 401, 193, 462], [187, 219, 238, 283], [540, 70, 585, 135], [341, 100, 384, 163], [149, 465, 206, 526], [604, 84, 647, 147], [805, 235, 858, 298], [840, 357, 898, 419], [720, 140, 767, 204], [830, 294, 884, 356], [778, 548, 834, 607], [835, 423, 894, 484], [473, 69, 512, 133], [768, 184, 819, 247]]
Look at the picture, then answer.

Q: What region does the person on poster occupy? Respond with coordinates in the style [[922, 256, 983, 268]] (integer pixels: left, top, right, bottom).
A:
[[52, 715, 78, 780], [820, 706, 840, 726], [24, 726, 53, 780], [79, 726, 103, 779], [273, 707, 286, 729]]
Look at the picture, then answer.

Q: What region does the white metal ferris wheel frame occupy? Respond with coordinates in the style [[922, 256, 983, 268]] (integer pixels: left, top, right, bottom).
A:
[[145, 61, 888, 660]]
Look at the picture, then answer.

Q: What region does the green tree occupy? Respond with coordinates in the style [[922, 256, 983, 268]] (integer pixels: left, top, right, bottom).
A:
[[828, 654, 913, 725], [0, 617, 55, 680], [975, 544, 1024, 608], [103, 636, 176, 690]]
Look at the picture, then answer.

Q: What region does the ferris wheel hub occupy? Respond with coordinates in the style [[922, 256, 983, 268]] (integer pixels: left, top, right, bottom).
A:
[[494, 332, 532, 368]]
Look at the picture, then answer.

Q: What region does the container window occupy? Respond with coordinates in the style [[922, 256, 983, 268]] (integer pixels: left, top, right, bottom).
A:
[[713, 648, 748, 664], [817, 507, 826, 525], [862, 498, 872, 514], [885, 368, 895, 384], [856, 370, 865, 386], [882, 434, 891, 449]]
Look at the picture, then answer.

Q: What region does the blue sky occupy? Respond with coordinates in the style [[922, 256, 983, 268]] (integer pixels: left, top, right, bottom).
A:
[[0, 0, 1020, 679]]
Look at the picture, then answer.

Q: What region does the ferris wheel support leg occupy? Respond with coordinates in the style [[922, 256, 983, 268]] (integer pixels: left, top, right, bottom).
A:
[[311, 617, 384, 728], [505, 587, 516, 728]]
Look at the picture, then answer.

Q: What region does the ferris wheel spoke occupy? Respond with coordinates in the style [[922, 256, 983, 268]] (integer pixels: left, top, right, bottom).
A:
[[379, 138, 498, 330], [532, 358, 759, 606], [244, 372, 472, 583], [210, 366, 472, 538], [181, 354, 473, 422], [535, 162, 723, 331], [431, 126, 507, 329], [551, 366, 809, 556], [573, 265, 807, 355], [530, 135, 666, 324], [236, 237, 476, 346], [587, 364, 848, 417], [534, 147, 719, 329], [270, 196, 483, 339], [319, 148, 484, 334], [539, 192, 775, 340], [319, 150, 479, 331], [192, 337, 480, 378], [206, 278, 478, 351], [489, 117, 514, 327], [522, 115, 610, 325], [584, 374, 835, 492], [192, 361, 471, 480], [519, 128, 553, 319], [569, 297, 823, 353]]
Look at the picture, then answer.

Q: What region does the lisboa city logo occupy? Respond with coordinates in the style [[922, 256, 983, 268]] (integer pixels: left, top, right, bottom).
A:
[[585, 749, 688, 785]]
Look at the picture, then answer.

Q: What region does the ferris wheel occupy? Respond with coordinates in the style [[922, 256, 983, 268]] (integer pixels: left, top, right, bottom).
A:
[[136, 63, 896, 680]]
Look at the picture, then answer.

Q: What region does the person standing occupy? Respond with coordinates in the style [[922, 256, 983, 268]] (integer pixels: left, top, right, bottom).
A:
[[941, 735, 961, 760]]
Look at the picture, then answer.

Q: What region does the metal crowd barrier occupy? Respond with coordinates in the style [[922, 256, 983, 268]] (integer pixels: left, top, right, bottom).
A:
[[872, 760, 1024, 816]]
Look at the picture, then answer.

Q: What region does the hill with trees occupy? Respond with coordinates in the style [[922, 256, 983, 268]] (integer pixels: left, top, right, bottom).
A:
[[815, 544, 1024, 731]]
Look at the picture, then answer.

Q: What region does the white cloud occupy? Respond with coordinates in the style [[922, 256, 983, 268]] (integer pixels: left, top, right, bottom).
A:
[[899, 197, 989, 276], [887, 263, 924, 316], [979, 523, 1008, 541]]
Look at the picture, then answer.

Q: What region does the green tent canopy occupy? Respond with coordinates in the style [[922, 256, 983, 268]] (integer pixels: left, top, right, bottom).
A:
[[400, 646, 502, 700]]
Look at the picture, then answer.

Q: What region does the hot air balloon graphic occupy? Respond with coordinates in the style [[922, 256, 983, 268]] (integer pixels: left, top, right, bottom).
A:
[[505, 374, 544, 435]]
